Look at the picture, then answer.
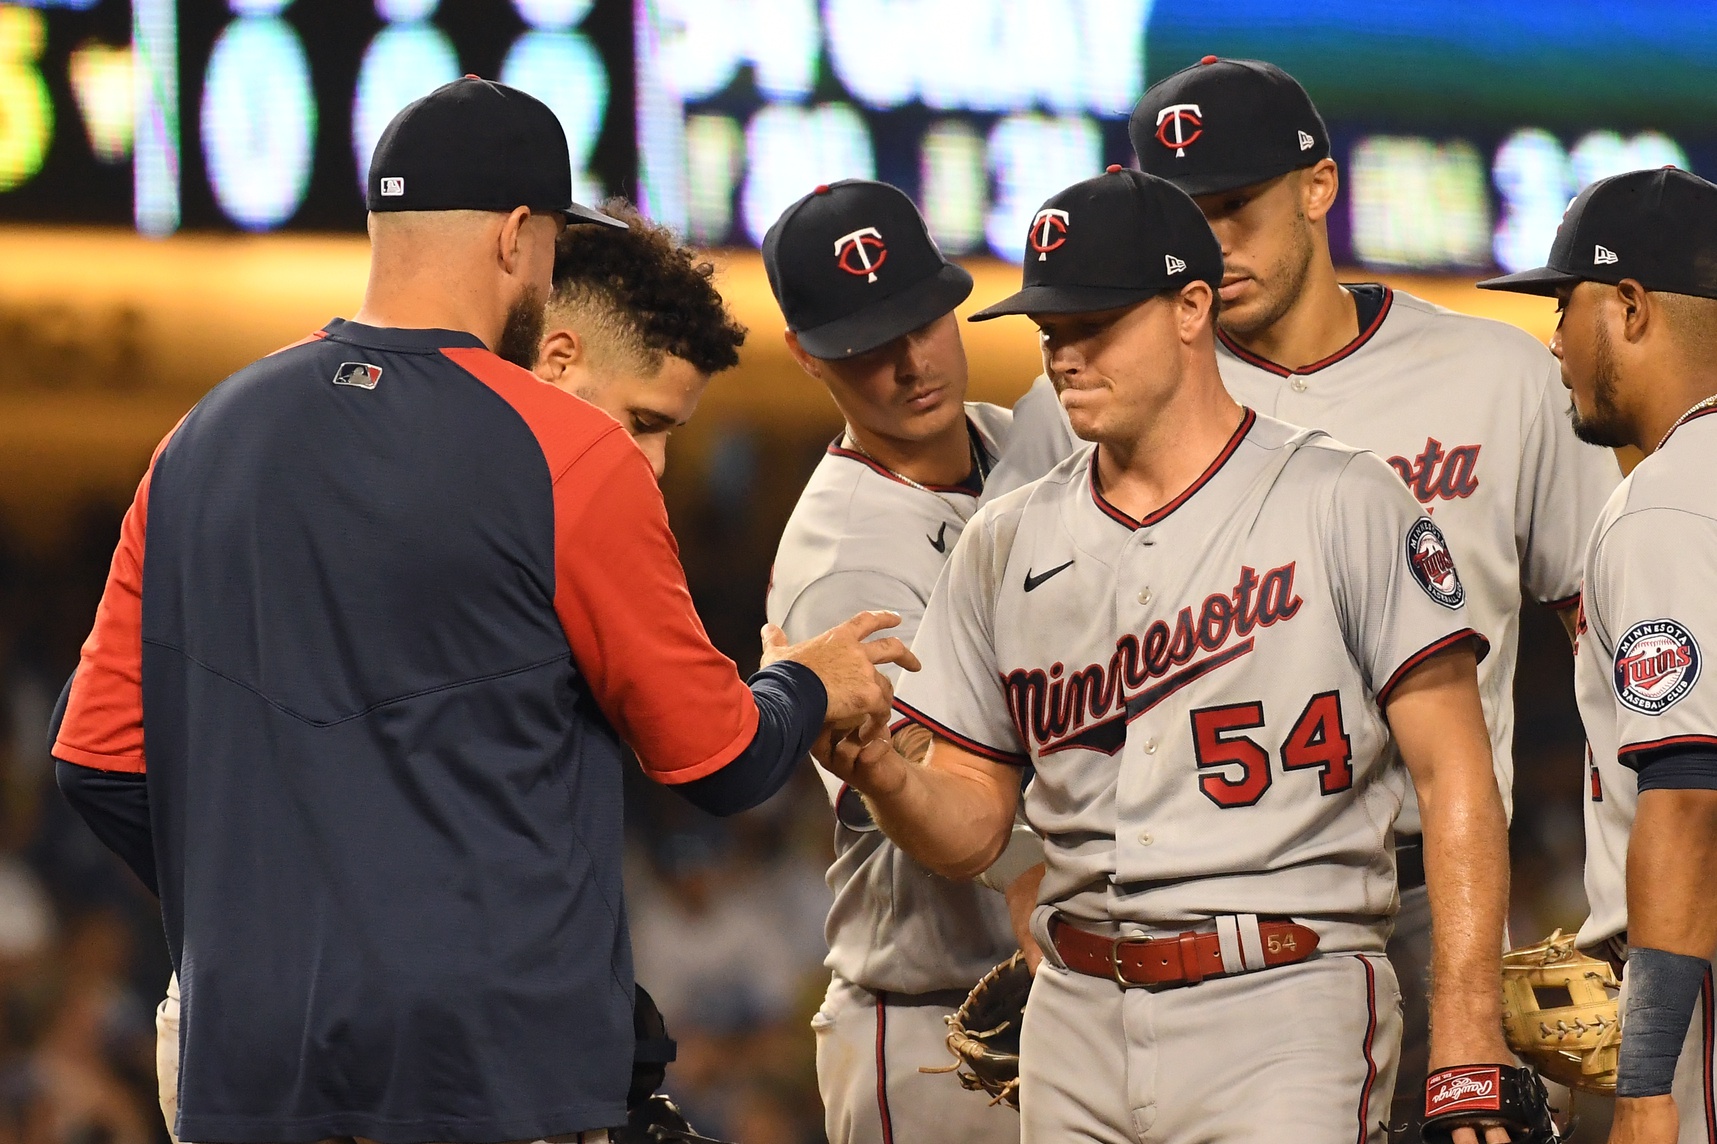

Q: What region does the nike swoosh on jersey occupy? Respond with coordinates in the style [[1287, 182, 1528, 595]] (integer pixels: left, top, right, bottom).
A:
[[1024, 559, 1075, 591], [928, 522, 948, 553]]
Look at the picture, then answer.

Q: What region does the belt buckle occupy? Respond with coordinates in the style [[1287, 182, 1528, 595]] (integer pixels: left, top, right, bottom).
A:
[[1107, 934, 1145, 988]]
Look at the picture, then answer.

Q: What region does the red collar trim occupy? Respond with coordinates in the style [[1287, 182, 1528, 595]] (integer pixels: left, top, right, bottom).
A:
[[1659, 403, 1717, 450], [826, 429, 983, 498], [1088, 408, 1257, 531], [1217, 286, 1394, 378]]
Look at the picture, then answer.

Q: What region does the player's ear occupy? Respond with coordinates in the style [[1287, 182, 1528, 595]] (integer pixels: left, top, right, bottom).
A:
[[1177, 281, 1216, 345], [1301, 159, 1339, 224], [1615, 279, 1652, 345], [533, 326, 584, 384], [496, 205, 532, 276]]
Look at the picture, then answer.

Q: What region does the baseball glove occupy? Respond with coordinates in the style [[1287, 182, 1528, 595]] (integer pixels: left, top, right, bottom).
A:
[[1501, 929, 1621, 1094], [1423, 1063, 1561, 1144], [924, 951, 1032, 1109]]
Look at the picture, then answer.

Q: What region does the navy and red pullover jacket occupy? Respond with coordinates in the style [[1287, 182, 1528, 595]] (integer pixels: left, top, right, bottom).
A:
[[52, 321, 819, 1142]]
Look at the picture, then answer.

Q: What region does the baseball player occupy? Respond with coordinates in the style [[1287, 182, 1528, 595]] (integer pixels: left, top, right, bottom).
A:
[[762, 180, 1032, 1144], [1118, 58, 1626, 1139], [48, 79, 912, 1144], [1480, 167, 1717, 1144], [142, 194, 755, 1144], [532, 197, 746, 480], [827, 167, 1526, 1144]]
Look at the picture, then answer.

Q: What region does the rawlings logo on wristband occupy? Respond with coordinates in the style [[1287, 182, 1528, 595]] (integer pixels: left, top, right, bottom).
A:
[[1426, 1066, 1503, 1117]]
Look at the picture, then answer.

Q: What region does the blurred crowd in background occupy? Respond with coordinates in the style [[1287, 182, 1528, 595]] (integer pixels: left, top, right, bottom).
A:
[[0, 413, 1596, 1144]]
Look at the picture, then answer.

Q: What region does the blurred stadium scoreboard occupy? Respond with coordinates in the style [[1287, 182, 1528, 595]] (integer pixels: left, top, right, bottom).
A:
[[0, 0, 634, 233], [5, 0, 1717, 275]]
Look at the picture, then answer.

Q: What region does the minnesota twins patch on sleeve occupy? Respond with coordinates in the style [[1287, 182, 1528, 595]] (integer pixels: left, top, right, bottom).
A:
[[1611, 619, 1701, 715], [1405, 517, 1465, 609]]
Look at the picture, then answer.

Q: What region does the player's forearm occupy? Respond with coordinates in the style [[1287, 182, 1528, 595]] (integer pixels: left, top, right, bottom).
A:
[[1626, 788, 1717, 957], [1387, 649, 1511, 1063], [838, 736, 1018, 879], [1417, 764, 1511, 1061]]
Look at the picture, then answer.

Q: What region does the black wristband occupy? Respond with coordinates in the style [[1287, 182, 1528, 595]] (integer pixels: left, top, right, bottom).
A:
[[1617, 946, 1710, 1097]]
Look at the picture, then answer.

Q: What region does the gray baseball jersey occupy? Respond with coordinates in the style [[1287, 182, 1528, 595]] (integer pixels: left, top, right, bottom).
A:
[[1575, 406, 1717, 948], [894, 410, 1486, 956], [1217, 286, 1621, 825], [1571, 407, 1717, 1144], [983, 374, 1078, 504], [767, 403, 1020, 996]]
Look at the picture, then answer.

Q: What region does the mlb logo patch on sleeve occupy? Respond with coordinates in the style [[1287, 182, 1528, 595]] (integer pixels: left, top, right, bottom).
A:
[[333, 362, 383, 389], [1613, 618, 1700, 714], [1405, 518, 1465, 609]]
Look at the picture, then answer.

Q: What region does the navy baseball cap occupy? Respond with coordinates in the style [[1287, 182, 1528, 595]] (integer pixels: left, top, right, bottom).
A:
[[367, 76, 623, 228], [1478, 168, 1717, 299], [969, 167, 1223, 321], [762, 180, 973, 360], [1129, 56, 1330, 197]]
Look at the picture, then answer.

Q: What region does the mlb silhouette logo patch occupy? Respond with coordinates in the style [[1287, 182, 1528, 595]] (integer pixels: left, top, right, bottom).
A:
[[1613, 618, 1700, 715], [333, 362, 383, 389], [379, 177, 404, 197], [1405, 517, 1465, 609], [1594, 244, 1618, 265]]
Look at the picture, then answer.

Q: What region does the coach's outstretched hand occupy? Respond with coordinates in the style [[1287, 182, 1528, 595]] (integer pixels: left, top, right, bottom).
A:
[[761, 611, 920, 739]]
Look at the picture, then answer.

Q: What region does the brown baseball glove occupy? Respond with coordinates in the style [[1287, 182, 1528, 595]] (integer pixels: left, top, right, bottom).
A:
[[1501, 929, 1621, 1094], [924, 951, 1032, 1109]]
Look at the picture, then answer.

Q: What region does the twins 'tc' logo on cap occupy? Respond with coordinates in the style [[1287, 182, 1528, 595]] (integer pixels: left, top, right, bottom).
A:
[[1405, 518, 1464, 609], [834, 227, 887, 282], [1155, 103, 1203, 157], [1613, 618, 1701, 715], [1029, 209, 1070, 261]]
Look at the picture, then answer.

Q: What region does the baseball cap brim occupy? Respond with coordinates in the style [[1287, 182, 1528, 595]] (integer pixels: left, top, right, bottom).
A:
[[562, 200, 628, 228], [794, 262, 974, 359], [969, 283, 1163, 322], [1475, 265, 1582, 296], [1160, 166, 1313, 199]]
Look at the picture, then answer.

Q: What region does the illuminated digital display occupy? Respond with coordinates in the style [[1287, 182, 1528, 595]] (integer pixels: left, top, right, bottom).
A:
[[0, 0, 632, 233], [635, 0, 1717, 271], [5, 0, 1717, 279]]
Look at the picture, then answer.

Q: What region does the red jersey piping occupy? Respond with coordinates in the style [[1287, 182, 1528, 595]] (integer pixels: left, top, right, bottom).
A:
[[1089, 408, 1257, 530], [1217, 287, 1394, 378]]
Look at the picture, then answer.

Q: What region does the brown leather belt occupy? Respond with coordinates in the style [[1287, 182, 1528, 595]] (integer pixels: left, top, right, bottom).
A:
[[1051, 916, 1320, 987]]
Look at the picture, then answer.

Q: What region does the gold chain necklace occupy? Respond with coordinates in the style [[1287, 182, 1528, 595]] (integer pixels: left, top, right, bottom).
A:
[[1654, 393, 1717, 454]]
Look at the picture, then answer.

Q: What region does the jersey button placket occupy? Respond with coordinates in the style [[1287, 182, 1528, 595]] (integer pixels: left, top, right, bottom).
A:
[[1290, 376, 1308, 393]]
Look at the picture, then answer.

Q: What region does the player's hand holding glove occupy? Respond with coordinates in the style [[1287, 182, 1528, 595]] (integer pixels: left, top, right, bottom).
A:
[[924, 951, 1032, 1110], [1422, 1063, 1562, 1144]]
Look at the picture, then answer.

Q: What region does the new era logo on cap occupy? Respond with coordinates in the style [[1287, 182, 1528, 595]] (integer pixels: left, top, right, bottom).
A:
[[1166, 254, 1186, 275], [379, 177, 404, 197], [333, 362, 383, 389], [1594, 244, 1619, 265], [1297, 130, 1314, 151]]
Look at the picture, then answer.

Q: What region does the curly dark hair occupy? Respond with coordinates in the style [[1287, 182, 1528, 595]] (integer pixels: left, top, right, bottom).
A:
[[550, 198, 747, 375]]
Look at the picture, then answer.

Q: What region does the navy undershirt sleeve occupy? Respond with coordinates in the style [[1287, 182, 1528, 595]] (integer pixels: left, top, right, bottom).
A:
[[55, 761, 156, 895], [675, 661, 827, 816], [1632, 748, 1717, 792], [49, 670, 157, 895]]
